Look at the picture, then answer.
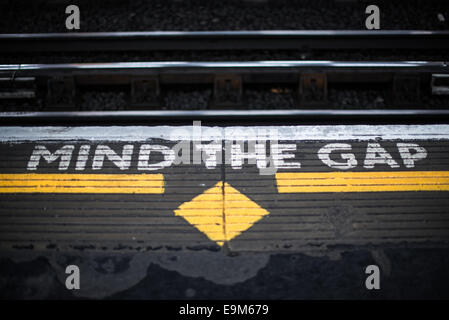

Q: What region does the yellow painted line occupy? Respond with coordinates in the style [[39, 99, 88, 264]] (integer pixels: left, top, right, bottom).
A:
[[0, 173, 164, 194], [276, 171, 449, 193]]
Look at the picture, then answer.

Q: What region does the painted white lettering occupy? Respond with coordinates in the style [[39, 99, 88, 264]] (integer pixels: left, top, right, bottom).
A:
[[364, 143, 399, 169], [27, 145, 74, 171], [92, 145, 133, 170], [138, 145, 175, 170], [397, 143, 427, 168], [318, 143, 357, 170], [271, 144, 301, 169]]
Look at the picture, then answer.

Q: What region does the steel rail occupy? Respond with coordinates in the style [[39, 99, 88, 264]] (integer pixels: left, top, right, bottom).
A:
[[0, 61, 447, 83], [1, 30, 449, 52]]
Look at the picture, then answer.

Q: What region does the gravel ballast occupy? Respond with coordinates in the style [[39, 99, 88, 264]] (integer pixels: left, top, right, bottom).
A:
[[0, 0, 448, 33]]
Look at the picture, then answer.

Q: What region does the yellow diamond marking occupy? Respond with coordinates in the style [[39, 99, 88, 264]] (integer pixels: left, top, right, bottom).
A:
[[174, 181, 269, 246]]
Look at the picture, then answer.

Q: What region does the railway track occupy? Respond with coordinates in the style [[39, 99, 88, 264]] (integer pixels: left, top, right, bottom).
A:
[[1, 30, 448, 111], [1, 28, 448, 110]]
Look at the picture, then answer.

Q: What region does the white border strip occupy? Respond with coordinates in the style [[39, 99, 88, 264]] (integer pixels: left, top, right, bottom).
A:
[[1, 125, 449, 142]]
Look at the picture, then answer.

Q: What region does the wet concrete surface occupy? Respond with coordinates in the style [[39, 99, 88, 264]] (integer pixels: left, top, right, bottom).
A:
[[1, 247, 448, 299]]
